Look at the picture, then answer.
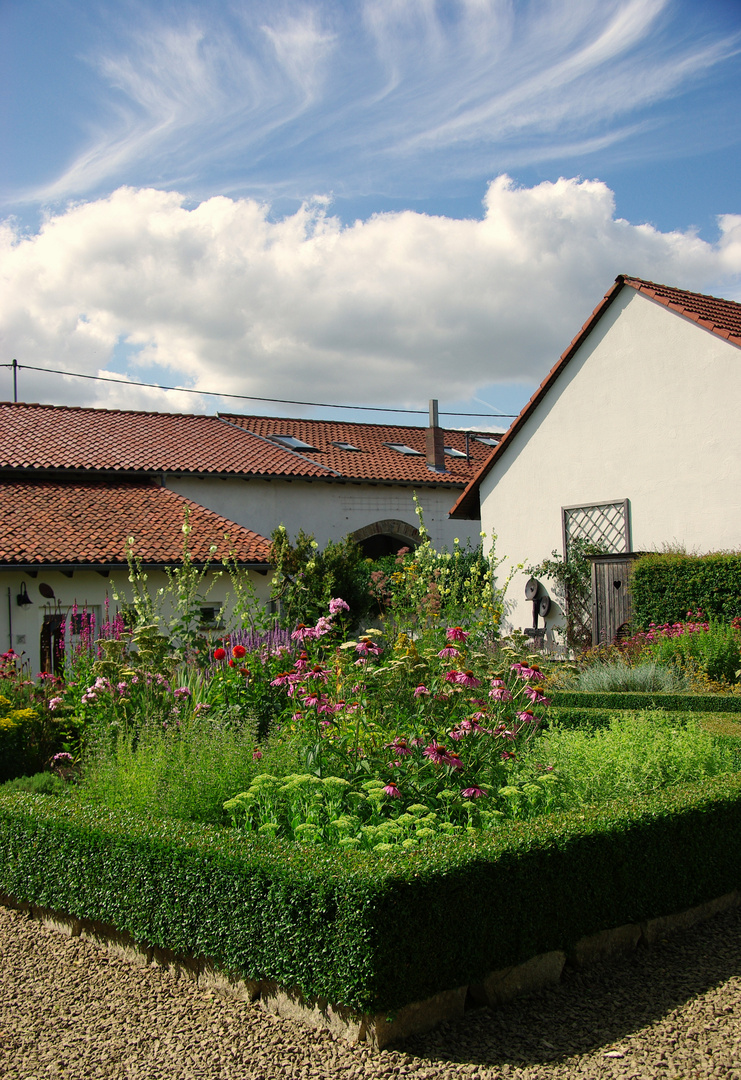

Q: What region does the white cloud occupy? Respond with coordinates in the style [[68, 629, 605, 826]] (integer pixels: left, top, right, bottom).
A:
[[14, 0, 740, 207], [2, 176, 741, 413]]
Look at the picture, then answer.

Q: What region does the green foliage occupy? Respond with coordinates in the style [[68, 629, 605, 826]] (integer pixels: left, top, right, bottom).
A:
[[269, 526, 372, 630], [0, 771, 69, 796], [643, 620, 741, 685], [540, 713, 740, 806], [82, 711, 300, 825], [368, 497, 508, 642], [550, 690, 741, 713], [573, 660, 689, 694], [4, 775, 741, 1013], [631, 552, 741, 628]]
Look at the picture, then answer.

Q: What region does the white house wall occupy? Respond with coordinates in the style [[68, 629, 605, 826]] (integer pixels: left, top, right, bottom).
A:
[[479, 288, 741, 637], [168, 477, 481, 552], [1, 567, 272, 676]]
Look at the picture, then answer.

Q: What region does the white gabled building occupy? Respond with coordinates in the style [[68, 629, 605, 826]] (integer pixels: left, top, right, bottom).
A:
[[451, 276, 741, 644]]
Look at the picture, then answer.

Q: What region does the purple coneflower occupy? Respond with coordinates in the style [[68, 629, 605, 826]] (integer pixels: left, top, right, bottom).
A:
[[413, 684, 431, 696], [437, 645, 461, 660], [446, 626, 469, 642], [383, 783, 402, 799], [462, 786, 487, 799]]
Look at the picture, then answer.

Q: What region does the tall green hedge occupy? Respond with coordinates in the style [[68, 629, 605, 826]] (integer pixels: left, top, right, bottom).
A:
[[2, 782, 741, 1014], [631, 553, 741, 628]]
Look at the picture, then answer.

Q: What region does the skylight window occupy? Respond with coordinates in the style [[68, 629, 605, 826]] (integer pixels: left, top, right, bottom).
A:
[[332, 441, 363, 452], [384, 443, 424, 456], [270, 435, 318, 451], [444, 446, 467, 458], [474, 436, 499, 446]]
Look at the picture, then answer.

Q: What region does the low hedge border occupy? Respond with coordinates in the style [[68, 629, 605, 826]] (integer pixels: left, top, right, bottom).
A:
[[2, 780, 741, 1015], [550, 691, 741, 713]]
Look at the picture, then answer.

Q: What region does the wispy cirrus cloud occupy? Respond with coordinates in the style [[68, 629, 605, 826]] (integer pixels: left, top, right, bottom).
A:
[[14, 0, 740, 208]]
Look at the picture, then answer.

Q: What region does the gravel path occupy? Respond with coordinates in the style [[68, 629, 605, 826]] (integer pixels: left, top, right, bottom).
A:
[[2, 902, 741, 1079]]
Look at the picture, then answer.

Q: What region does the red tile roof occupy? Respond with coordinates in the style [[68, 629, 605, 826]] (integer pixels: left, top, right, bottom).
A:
[[450, 275, 741, 519], [0, 402, 499, 486], [0, 403, 333, 479], [0, 479, 271, 566], [219, 414, 499, 485]]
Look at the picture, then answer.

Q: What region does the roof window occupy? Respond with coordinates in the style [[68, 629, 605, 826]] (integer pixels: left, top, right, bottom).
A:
[[332, 441, 363, 452], [444, 446, 467, 458], [270, 435, 318, 451], [384, 443, 424, 456], [474, 436, 499, 446]]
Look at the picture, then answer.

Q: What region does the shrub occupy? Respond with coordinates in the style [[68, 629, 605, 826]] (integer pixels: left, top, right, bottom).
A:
[[631, 552, 741, 628]]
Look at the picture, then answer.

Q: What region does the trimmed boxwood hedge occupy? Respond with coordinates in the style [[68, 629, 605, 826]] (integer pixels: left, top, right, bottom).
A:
[[550, 691, 741, 713], [2, 781, 741, 1015], [631, 553, 741, 628]]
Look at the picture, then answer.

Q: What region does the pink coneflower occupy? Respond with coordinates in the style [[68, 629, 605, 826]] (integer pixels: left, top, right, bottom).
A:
[[489, 683, 513, 701], [444, 669, 462, 684], [413, 684, 431, 697], [329, 597, 350, 614], [383, 783, 402, 799], [291, 624, 317, 642], [462, 786, 488, 799], [446, 626, 469, 642], [356, 637, 382, 657], [457, 670, 481, 689], [294, 652, 310, 672], [523, 685, 550, 705], [423, 742, 462, 768], [438, 645, 461, 660], [302, 691, 321, 708], [517, 709, 536, 724], [306, 664, 330, 682], [386, 737, 413, 756]]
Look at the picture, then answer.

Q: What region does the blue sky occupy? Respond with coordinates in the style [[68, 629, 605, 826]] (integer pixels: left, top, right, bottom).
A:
[[2, 0, 741, 425]]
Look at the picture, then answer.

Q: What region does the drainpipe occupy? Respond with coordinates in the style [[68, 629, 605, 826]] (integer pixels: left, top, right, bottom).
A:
[[7, 587, 12, 651], [425, 399, 446, 473]]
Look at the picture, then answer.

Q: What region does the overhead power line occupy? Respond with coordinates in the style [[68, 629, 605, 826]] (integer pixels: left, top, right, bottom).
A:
[[1, 360, 518, 419]]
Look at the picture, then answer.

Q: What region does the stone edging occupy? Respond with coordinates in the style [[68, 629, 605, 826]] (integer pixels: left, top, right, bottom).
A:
[[2, 889, 739, 1049]]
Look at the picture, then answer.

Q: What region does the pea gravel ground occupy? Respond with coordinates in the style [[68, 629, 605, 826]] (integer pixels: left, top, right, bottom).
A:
[[2, 903, 741, 1080]]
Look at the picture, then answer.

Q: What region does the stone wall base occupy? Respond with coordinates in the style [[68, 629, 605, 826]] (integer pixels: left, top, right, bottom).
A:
[[2, 889, 739, 1049]]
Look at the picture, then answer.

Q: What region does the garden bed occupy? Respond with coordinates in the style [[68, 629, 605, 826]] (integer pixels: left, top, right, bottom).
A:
[[3, 774, 741, 1045]]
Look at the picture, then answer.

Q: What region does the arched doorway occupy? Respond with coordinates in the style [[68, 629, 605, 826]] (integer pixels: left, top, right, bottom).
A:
[[351, 519, 421, 559]]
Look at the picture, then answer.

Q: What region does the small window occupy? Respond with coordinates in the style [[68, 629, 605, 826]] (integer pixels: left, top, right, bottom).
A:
[[270, 435, 318, 451], [474, 436, 499, 447], [199, 606, 224, 628], [444, 446, 467, 458], [332, 441, 363, 452], [384, 443, 424, 456]]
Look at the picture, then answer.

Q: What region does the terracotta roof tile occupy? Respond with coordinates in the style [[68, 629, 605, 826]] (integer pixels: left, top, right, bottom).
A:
[[622, 277, 741, 345], [219, 414, 499, 485], [450, 275, 741, 519], [0, 479, 271, 566], [0, 403, 333, 478], [0, 402, 499, 486]]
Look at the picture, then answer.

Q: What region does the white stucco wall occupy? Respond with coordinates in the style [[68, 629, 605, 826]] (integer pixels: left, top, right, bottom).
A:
[[168, 477, 482, 552], [478, 288, 741, 636], [1, 566, 272, 676]]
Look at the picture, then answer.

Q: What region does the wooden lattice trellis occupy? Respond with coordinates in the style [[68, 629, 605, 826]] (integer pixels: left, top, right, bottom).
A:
[[561, 499, 631, 651]]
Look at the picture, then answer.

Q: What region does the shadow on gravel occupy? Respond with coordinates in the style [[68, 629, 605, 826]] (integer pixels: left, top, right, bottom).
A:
[[401, 907, 741, 1069]]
